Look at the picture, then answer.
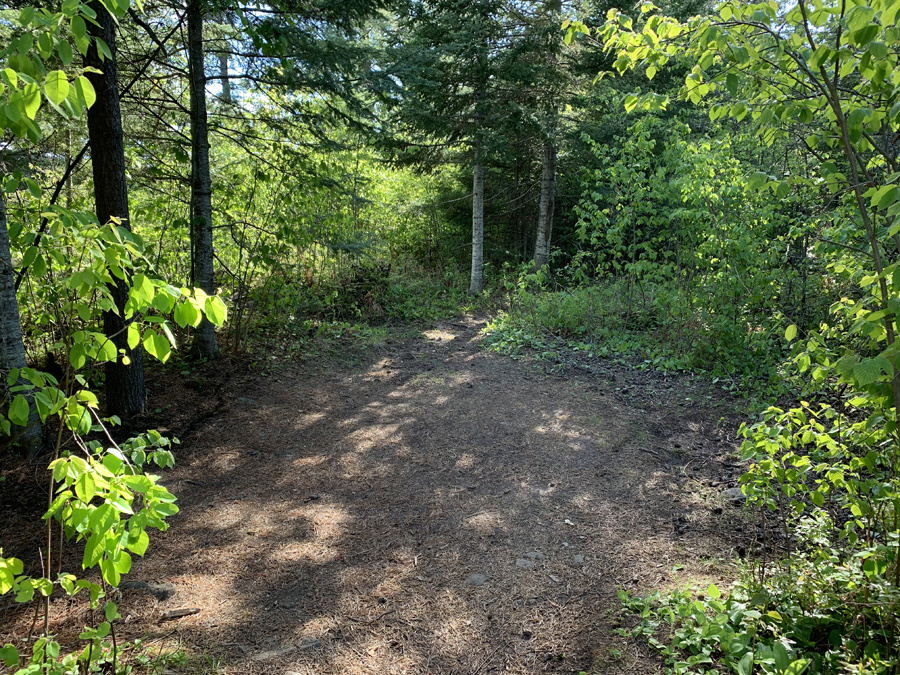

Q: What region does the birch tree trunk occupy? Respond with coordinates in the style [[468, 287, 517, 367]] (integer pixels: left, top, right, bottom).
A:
[[533, 142, 557, 270], [469, 144, 485, 294], [218, 51, 231, 103], [188, 0, 220, 359], [85, 3, 147, 418], [0, 192, 42, 458]]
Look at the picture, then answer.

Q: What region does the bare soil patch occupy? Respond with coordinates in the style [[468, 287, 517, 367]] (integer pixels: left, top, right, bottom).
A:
[[2, 316, 757, 674]]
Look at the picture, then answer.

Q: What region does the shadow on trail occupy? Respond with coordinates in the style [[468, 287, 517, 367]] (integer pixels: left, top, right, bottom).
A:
[[113, 319, 744, 674]]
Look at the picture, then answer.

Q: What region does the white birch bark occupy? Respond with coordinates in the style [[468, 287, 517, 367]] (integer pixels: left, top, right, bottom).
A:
[[0, 192, 42, 457]]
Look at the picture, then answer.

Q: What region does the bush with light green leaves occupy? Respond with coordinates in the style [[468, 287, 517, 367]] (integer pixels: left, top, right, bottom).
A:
[[587, 0, 900, 671], [0, 3, 226, 673]]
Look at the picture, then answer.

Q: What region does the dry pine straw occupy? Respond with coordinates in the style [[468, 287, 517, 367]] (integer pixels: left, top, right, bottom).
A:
[[1, 316, 755, 675]]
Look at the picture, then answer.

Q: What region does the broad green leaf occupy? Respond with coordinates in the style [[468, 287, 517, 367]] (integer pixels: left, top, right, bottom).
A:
[[57, 40, 73, 66], [31, 254, 47, 277], [127, 324, 140, 350], [726, 72, 738, 96], [9, 394, 29, 426], [21, 83, 40, 119], [83, 532, 104, 568], [131, 273, 154, 305], [99, 557, 121, 586], [75, 472, 97, 503], [0, 556, 24, 594], [127, 529, 149, 556], [88, 502, 117, 533], [204, 296, 227, 326], [96, 37, 112, 61], [853, 358, 884, 385], [24, 177, 41, 199], [0, 644, 19, 668], [784, 659, 810, 675], [774, 642, 790, 671], [153, 502, 179, 517], [153, 333, 171, 362], [113, 550, 132, 574], [737, 651, 753, 675], [71, 15, 86, 39], [174, 300, 199, 328], [120, 474, 152, 492], [747, 171, 768, 191], [785, 324, 798, 341], [2, 68, 18, 89], [707, 583, 721, 599], [872, 184, 899, 208], [846, 4, 875, 31], [44, 70, 69, 105], [74, 76, 96, 108]]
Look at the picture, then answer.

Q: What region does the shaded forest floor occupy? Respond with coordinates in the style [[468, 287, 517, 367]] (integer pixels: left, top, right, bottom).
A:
[[1, 315, 762, 675]]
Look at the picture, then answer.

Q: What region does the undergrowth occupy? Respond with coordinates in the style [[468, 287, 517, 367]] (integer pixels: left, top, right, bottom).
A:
[[482, 279, 789, 399]]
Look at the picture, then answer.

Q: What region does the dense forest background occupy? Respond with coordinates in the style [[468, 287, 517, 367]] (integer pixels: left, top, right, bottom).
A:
[[2, 0, 900, 672]]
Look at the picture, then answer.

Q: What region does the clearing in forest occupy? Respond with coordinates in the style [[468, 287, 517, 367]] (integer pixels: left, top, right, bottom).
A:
[[2, 316, 754, 674]]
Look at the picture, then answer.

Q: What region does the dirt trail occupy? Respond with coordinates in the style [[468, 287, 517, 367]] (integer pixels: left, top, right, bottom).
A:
[[9, 316, 752, 674]]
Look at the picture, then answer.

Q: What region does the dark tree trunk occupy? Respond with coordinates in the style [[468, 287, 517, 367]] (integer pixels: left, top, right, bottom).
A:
[[533, 142, 557, 270], [85, 4, 146, 419], [0, 192, 42, 458], [188, 0, 220, 359]]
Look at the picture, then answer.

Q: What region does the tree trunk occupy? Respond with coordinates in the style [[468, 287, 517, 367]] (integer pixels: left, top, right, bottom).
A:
[[0, 192, 42, 458], [219, 51, 231, 103], [85, 4, 147, 419], [469, 144, 484, 294], [188, 0, 220, 359], [533, 142, 557, 270]]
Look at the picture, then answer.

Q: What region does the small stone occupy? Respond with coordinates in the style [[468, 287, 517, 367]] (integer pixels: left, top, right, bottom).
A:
[[251, 646, 297, 661], [724, 487, 746, 503], [465, 573, 488, 586], [159, 607, 200, 621], [572, 554, 585, 565], [525, 597, 538, 606], [299, 638, 322, 651], [713, 506, 724, 515], [120, 581, 177, 601], [525, 551, 545, 560], [515, 558, 535, 570]]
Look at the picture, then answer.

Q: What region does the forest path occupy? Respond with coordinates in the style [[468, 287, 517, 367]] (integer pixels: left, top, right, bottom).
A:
[[120, 316, 747, 674]]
